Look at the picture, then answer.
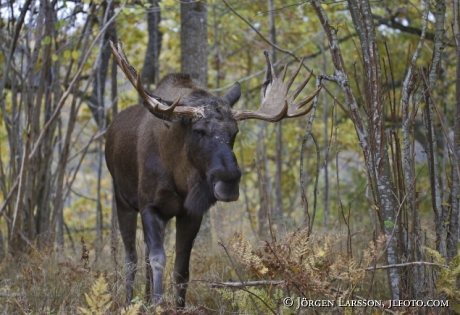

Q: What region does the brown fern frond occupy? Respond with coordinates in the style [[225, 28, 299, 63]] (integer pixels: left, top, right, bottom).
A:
[[229, 232, 268, 275]]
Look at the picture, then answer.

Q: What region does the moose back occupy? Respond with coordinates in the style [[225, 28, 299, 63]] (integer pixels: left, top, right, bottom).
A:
[[105, 41, 321, 307]]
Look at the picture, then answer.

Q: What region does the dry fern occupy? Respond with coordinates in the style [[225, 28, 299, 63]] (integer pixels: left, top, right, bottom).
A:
[[78, 276, 112, 315], [224, 230, 377, 310], [78, 276, 141, 315], [229, 232, 268, 275], [120, 303, 142, 315]]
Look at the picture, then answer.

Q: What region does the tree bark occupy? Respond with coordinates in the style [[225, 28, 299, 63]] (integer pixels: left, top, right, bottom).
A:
[[422, 0, 447, 257], [180, 0, 210, 239], [180, 0, 208, 87], [141, 0, 162, 88], [267, 0, 283, 229], [450, 0, 460, 260]]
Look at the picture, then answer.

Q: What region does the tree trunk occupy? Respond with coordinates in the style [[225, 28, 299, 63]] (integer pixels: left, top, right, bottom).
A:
[[92, 0, 117, 253], [180, 0, 208, 87], [141, 0, 162, 88], [321, 34, 330, 231], [267, 0, 283, 229], [450, 0, 460, 262], [400, 0, 428, 298], [180, 0, 210, 239], [423, 0, 448, 258]]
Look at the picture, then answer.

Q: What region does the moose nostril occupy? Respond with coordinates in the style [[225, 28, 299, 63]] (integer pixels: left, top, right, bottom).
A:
[[210, 163, 241, 183], [217, 170, 241, 184]]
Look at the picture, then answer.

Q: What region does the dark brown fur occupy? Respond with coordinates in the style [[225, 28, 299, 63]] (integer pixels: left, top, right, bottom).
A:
[[105, 74, 241, 307]]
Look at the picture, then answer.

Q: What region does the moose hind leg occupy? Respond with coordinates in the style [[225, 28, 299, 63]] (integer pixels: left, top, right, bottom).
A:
[[174, 214, 203, 308], [141, 206, 167, 304], [115, 191, 138, 304]]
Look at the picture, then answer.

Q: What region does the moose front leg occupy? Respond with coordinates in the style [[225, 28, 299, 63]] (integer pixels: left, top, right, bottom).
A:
[[115, 190, 139, 304], [145, 244, 153, 302], [174, 214, 203, 308], [141, 207, 167, 304]]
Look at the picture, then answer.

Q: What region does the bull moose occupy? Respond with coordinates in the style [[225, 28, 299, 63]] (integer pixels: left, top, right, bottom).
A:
[[105, 41, 321, 307]]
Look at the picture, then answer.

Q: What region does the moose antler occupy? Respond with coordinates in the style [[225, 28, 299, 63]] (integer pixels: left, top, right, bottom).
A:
[[232, 52, 321, 122], [110, 40, 204, 118]]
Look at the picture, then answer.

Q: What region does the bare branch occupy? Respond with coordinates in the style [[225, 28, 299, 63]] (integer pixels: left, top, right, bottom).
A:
[[210, 280, 284, 288], [420, 69, 460, 181], [217, 240, 269, 315], [0, 2, 126, 217], [365, 261, 439, 271]]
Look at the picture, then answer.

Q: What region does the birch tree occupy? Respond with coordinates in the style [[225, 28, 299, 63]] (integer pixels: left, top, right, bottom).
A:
[[310, 0, 458, 301]]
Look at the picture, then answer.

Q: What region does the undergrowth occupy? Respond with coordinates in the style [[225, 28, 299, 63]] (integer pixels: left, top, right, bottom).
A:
[[217, 230, 458, 314], [0, 230, 458, 314], [78, 276, 141, 315]]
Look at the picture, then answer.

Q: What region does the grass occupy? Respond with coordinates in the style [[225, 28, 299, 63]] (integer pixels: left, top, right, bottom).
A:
[[0, 226, 239, 314], [0, 214, 455, 314]]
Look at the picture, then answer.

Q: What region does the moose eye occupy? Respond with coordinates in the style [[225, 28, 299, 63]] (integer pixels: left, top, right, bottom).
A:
[[193, 128, 206, 137]]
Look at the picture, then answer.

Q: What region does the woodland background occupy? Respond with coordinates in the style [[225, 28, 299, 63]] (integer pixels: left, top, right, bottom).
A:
[[0, 0, 460, 314]]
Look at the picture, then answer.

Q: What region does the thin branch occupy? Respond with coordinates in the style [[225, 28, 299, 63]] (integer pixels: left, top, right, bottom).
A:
[[217, 240, 270, 315], [254, 160, 275, 242], [0, 0, 33, 98], [210, 280, 284, 288], [310, 0, 367, 150], [210, 31, 323, 92], [223, 0, 299, 61], [222, 0, 347, 112], [0, 293, 22, 298], [373, 14, 454, 47], [376, 166, 424, 264], [299, 76, 322, 230], [420, 69, 460, 181], [0, 1, 126, 217], [364, 261, 439, 271]]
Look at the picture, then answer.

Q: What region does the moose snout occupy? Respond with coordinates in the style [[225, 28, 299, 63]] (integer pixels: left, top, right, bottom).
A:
[[214, 180, 240, 201], [209, 158, 241, 202]]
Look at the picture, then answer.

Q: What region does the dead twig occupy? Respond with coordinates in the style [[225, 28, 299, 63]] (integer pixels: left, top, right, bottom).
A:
[[364, 261, 439, 271], [210, 280, 284, 288], [218, 240, 274, 315]]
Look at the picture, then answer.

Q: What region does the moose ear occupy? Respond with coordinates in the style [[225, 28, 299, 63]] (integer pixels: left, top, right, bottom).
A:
[[222, 82, 241, 108]]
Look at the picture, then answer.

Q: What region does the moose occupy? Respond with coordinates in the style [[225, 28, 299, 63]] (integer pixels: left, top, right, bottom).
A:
[[105, 41, 321, 307]]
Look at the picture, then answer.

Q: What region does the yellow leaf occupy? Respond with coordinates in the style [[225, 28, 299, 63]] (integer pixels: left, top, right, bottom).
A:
[[321, 3, 328, 9], [258, 266, 268, 275], [84, 293, 94, 309], [121, 302, 142, 315], [329, 23, 344, 32], [71, 50, 80, 59], [317, 250, 326, 257]]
